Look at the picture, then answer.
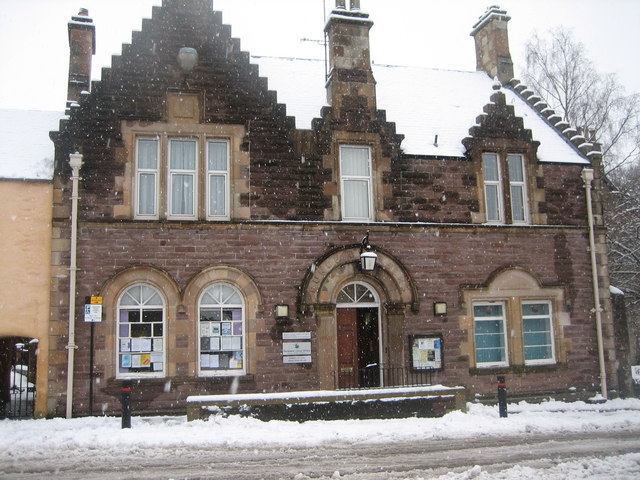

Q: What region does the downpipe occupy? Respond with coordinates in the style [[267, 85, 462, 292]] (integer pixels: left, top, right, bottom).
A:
[[66, 153, 83, 418], [582, 168, 607, 399]]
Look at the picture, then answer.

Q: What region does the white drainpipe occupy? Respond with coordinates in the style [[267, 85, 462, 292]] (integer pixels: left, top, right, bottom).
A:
[[581, 168, 608, 399], [66, 152, 83, 418]]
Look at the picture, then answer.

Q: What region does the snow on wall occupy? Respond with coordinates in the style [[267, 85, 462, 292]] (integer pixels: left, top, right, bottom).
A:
[[0, 109, 63, 180]]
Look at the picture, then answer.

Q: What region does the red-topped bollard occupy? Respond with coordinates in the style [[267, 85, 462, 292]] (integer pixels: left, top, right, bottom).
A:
[[497, 376, 508, 418], [121, 380, 132, 429]]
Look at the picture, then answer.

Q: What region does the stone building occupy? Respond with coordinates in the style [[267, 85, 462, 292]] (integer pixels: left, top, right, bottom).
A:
[[47, 0, 617, 416]]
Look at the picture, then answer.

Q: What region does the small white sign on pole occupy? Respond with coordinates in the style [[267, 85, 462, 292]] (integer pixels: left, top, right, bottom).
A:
[[631, 365, 640, 384], [84, 304, 102, 323]]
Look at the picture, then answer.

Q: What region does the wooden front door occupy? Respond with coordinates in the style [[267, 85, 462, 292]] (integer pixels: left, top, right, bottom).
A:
[[337, 308, 380, 389], [337, 308, 358, 389]]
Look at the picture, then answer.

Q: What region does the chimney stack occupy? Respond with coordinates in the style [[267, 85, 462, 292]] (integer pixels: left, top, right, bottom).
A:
[[67, 8, 95, 108], [324, 1, 376, 113], [470, 5, 514, 84]]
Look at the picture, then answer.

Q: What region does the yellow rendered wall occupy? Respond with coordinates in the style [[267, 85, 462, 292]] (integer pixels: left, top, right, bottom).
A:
[[0, 179, 52, 417]]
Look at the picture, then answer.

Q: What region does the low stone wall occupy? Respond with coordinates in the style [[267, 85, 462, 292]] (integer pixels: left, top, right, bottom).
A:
[[187, 386, 466, 421]]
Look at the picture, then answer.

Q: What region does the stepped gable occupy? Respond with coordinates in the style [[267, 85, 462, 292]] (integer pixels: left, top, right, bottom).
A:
[[54, 0, 299, 218], [506, 79, 603, 161], [464, 85, 538, 145]]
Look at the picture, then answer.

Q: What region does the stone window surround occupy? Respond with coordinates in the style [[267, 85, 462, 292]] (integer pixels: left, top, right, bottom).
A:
[[460, 267, 569, 370], [469, 138, 546, 225], [322, 132, 393, 222], [116, 96, 249, 221], [99, 265, 262, 382]]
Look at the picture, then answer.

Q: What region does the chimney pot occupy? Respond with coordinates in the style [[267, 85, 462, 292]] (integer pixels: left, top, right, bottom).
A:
[[350, 0, 361, 10], [336, 0, 346, 9], [470, 6, 514, 84], [78, 8, 89, 16]]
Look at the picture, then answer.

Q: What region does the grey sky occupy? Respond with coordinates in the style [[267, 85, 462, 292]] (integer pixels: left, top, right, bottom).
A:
[[0, 0, 638, 112]]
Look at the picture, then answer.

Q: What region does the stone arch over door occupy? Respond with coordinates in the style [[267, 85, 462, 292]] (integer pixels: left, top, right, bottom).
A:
[[299, 245, 418, 389]]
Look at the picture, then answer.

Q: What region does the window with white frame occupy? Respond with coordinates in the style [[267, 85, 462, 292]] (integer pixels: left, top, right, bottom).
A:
[[206, 140, 229, 219], [117, 284, 165, 378], [198, 283, 245, 376], [482, 152, 529, 224], [507, 154, 528, 223], [340, 145, 373, 221], [482, 153, 503, 223], [134, 136, 231, 221], [136, 138, 159, 219], [522, 301, 555, 364], [473, 302, 508, 367], [168, 139, 197, 219]]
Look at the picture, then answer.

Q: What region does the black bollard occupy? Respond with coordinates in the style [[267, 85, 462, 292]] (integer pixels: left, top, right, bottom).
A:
[[121, 380, 132, 429], [497, 375, 508, 418]]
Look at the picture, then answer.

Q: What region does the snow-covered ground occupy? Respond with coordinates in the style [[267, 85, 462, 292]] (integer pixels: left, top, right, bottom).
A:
[[1, 398, 640, 479]]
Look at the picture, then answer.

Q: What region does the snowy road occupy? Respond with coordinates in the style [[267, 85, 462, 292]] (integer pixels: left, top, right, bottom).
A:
[[4, 428, 640, 479], [2, 399, 640, 479]]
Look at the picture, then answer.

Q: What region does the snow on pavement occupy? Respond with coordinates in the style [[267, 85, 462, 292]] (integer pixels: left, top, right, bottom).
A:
[[1, 398, 640, 479]]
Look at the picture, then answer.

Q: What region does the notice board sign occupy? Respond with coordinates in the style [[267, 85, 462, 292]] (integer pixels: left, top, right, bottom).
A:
[[409, 334, 443, 371], [282, 332, 312, 364]]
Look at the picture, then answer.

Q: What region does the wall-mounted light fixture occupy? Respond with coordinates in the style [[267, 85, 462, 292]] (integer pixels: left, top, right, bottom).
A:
[[275, 304, 290, 326], [359, 231, 378, 272], [177, 47, 198, 74], [275, 304, 289, 319], [434, 302, 447, 316]]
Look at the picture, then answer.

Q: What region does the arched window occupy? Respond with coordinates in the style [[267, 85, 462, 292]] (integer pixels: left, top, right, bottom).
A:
[[337, 282, 379, 307], [198, 283, 245, 376], [117, 284, 165, 378]]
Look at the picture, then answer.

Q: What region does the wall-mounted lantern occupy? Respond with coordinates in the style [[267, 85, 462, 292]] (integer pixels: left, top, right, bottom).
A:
[[360, 231, 378, 272]]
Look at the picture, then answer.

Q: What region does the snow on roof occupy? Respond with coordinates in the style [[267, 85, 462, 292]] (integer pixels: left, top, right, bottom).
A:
[[0, 109, 63, 180], [253, 56, 588, 164]]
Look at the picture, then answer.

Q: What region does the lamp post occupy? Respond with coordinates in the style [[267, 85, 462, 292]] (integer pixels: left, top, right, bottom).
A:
[[360, 231, 377, 271]]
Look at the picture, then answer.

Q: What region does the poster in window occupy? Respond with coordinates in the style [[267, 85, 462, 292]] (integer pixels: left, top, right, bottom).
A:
[[131, 355, 142, 368], [120, 338, 131, 353], [221, 336, 234, 350], [221, 322, 232, 335], [409, 334, 443, 371], [200, 322, 211, 336], [121, 354, 132, 368], [209, 337, 221, 351], [140, 354, 151, 367]]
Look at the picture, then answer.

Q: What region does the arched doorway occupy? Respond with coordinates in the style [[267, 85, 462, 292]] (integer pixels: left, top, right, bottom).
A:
[[336, 282, 381, 389], [299, 244, 418, 390]]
